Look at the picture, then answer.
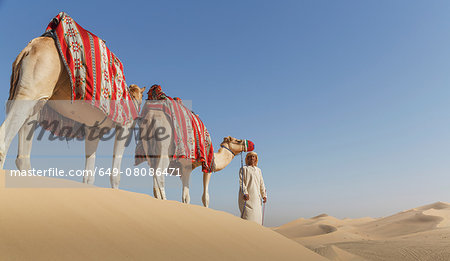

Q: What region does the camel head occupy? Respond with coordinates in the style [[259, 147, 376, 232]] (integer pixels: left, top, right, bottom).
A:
[[220, 136, 254, 156], [128, 84, 146, 109]]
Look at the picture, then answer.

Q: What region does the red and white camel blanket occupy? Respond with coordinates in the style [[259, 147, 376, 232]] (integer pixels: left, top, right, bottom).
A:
[[42, 12, 138, 131], [135, 85, 215, 173]]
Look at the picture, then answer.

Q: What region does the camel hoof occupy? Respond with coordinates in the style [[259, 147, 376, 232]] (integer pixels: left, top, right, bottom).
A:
[[16, 156, 31, 171], [0, 153, 6, 169], [202, 194, 210, 208]]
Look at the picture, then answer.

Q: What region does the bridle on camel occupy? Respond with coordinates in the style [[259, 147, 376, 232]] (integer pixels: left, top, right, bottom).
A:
[[220, 139, 250, 157]]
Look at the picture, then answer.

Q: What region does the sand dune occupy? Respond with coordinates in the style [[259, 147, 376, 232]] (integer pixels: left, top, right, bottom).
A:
[[274, 202, 450, 261], [357, 210, 443, 238], [314, 245, 367, 261], [415, 201, 450, 211], [0, 171, 327, 261], [274, 215, 339, 238], [3, 169, 449, 261]]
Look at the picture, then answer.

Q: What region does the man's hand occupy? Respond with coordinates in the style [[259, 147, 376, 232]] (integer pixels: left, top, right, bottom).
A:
[[263, 197, 267, 203], [243, 194, 249, 200]]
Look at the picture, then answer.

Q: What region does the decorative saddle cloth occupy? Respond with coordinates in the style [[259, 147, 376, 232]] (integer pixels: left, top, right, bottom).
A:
[[135, 85, 215, 173], [40, 12, 138, 137]]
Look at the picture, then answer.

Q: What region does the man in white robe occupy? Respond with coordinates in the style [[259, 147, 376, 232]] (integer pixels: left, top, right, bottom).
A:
[[239, 151, 267, 225]]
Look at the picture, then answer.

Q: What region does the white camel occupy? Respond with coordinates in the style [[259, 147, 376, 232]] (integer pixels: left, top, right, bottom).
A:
[[140, 107, 253, 207], [0, 36, 145, 188]]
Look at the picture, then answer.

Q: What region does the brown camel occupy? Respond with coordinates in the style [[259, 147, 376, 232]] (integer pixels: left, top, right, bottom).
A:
[[0, 36, 145, 188]]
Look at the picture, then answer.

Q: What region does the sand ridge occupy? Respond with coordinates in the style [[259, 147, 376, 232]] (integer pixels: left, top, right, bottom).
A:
[[0, 171, 327, 261], [274, 202, 450, 261]]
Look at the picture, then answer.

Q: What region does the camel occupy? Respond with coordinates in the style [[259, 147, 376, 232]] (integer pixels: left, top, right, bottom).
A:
[[140, 107, 253, 207], [0, 36, 145, 188]]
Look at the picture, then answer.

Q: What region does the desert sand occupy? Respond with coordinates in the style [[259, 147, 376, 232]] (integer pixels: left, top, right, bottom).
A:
[[273, 202, 450, 261], [3, 170, 449, 261], [0, 171, 327, 261]]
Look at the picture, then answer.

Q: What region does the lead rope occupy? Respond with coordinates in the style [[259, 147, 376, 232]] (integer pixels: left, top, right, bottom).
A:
[[130, 92, 141, 146], [262, 198, 266, 226], [240, 152, 247, 219], [133, 116, 141, 146]]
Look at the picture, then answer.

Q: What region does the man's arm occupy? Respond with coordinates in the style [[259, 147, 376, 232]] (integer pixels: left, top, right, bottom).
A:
[[259, 169, 267, 203], [239, 167, 249, 200]]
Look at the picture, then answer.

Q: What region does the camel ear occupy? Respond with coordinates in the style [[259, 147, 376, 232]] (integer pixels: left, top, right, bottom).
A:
[[140, 87, 146, 93], [223, 137, 230, 142]]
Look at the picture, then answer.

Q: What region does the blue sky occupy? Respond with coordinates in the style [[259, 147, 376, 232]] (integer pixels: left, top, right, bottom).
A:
[[0, 0, 449, 226]]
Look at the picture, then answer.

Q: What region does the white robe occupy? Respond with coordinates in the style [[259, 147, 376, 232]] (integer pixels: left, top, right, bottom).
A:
[[238, 165, 267, 224]]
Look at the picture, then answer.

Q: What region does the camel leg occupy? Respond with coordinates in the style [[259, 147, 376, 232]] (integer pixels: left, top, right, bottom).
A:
[[202, 172, 211, 207], [83, 126, 100, 185], [142, 137, 166, 199], [143, 117, 171, 199], [152, 175, 166, 199], [0, 100, 43, 168], [180, 168, 192, 204], [15, 112, 40, 171], [152, 158, 168, 200], [110, 125, 131, 189], [0, 38, 62, 168]]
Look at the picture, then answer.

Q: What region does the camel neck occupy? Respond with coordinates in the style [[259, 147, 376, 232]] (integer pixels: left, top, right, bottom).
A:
[[213, 146, 235, 171]]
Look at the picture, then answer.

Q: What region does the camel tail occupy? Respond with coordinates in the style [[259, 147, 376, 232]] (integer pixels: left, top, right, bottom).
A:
[[7, 48, 29, 113]]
